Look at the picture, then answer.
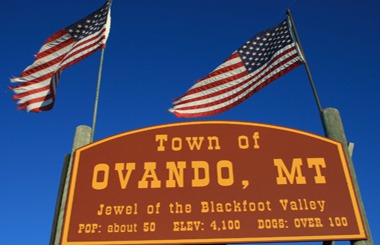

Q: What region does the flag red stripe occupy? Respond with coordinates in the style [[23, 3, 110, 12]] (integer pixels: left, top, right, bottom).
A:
[[10, 1, 111, 112], [176, 63, 247, 99], [174, 61, 302, 118], [176, 55, 300, 114], [16, 72, 60, 112], [175, 47, 299, 108], [60, 30, 108, 70], [33, 30, 73, 60], [13, 69, 58, 89], [18, 54, 67, 80], [17, 92, 53, 110], [175, 59, 302, 118], [170, 18, 304, 118], [12, 83, 51, 100], [200, 52, 241, 81]]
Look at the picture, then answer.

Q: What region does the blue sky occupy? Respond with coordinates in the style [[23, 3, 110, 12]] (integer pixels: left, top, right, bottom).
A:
[[1, 0, 379, 244]]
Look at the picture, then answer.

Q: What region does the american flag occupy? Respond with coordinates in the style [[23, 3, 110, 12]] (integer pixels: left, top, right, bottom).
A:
[[10, 0, 112, 112], [170, 18, 304, 118]]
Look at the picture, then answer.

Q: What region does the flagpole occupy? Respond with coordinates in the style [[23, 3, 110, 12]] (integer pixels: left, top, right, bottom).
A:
[[287, 9, 372, 245], [286, 9, 323, 114], [91, 47, 106, 142]]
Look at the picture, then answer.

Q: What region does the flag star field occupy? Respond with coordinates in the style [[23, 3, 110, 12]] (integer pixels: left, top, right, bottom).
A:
[[239, 20, 294, 71]]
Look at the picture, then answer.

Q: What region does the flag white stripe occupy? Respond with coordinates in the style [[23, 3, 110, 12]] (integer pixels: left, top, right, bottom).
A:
[[175, 55, 300, 115], [22, 72, 61, 111], [60, 28, 108, 67], [177, 45, 295, 104], [39, 32, 71, 53], [173, 66, 246, 105], [12, 33, 72, 80], [11, 27, 106, 83], [11, 1, 111, 112], [17, 88, 50, 104], [212, 52, 241, 72], [174, 48, 300, 113], [192, 61, 245, 89], [26, 98, 53, 112], [12, 77, 51, 93], [11, 42, 74, 83], [175, 44, 298, 107], [175, 53, 299, 112], [15, 35, 70, 76]]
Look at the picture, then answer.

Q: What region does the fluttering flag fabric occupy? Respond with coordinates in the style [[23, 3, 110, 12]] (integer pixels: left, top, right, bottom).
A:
[[169, 18, 304, 118], [10, 0, 112, 112]]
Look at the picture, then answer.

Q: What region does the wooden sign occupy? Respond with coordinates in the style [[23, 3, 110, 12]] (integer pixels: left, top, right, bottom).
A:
[[60, 121, 366, 244]]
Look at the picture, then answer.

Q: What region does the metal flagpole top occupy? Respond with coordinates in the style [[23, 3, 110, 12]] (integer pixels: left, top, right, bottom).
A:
[[286, 9, 323, 114]]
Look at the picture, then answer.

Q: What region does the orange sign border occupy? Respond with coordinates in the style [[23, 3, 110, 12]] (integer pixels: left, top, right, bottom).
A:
[[61, 121, 366, 244]]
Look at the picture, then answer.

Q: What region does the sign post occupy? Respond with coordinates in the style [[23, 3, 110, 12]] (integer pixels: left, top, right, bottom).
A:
[[50, 125, 92, 245], [321, 108, 373, 245]]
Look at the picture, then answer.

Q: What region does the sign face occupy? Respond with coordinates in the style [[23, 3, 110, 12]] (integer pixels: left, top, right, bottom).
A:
[[61, 121, 366, 244]]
